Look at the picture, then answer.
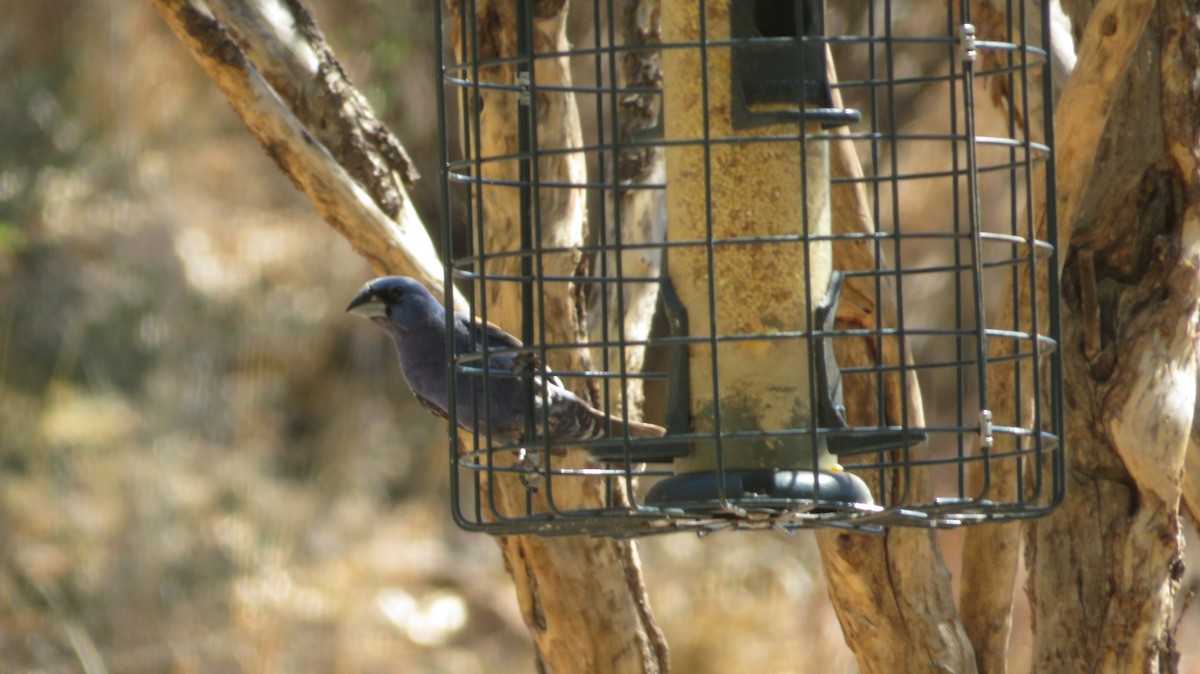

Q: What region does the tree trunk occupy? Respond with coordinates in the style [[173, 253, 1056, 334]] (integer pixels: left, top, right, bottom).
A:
[[1028, 0, 1200, 672]]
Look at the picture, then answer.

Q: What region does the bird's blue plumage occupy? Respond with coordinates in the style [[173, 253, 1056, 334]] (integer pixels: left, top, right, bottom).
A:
[[347, 276, 665, 445]]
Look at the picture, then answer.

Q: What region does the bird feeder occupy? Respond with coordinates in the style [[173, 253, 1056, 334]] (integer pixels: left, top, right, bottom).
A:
[[435, 0, 1064, 536]]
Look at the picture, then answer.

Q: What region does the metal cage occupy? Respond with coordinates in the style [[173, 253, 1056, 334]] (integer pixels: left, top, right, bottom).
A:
[[435, 0, 1063, 536]]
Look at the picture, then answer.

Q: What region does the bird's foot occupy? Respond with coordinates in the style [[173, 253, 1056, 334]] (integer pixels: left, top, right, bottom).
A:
[[515, 449, 543, 492], [511, 352, 544, 373]]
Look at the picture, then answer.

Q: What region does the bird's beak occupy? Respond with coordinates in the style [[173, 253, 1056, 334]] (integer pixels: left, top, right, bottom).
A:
[[346, 286, 387, 318]]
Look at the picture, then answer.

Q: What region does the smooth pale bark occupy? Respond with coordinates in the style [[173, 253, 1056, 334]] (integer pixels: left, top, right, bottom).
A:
[[1028, 0, 1199, 671], [814, 55, 977, 674]]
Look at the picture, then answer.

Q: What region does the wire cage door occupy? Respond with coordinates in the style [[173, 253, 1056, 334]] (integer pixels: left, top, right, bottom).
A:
[[435, 0, 1063, 536]]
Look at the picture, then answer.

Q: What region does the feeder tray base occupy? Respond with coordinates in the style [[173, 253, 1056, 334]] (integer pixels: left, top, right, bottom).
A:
[[645, 469, 873, 513]]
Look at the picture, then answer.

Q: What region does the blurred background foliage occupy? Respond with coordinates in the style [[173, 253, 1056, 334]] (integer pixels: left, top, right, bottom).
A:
[[1, 1, 1197, 673]]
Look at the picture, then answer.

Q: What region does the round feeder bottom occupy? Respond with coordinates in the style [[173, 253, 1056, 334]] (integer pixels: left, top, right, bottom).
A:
[[644, 469, 873, 514]]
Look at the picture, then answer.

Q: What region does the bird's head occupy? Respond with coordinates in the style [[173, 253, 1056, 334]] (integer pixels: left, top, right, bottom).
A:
[[346, 276, 443, 329]]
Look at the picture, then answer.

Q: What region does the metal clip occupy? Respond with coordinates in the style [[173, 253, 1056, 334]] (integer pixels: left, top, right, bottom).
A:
[[959, 23, 978, 63], [516, 70, 531, 106], [978, 409, 994, 448]]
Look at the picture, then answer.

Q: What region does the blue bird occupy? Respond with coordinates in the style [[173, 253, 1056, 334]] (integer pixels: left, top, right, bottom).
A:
[[347, 276, 665, 445]]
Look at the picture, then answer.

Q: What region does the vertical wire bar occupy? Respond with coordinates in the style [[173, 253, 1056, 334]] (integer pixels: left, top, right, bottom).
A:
[[594, 0, 626, 510], [519, 65, 535, 516], [797, 1, 821, 497], [1003, 0, 1022, 508], [867, 0, 889, 506], [516, 0, 535, 453], [529, 1, 575, 520], [517, 0, 561, 517], [1031, 0, 1057, 505], [466, 0, 489, 518], [696, 0, 731, 510], [466, 0, 506, 524], [608, 8, 634, 493], [1045, 17, 1065, 508], [593, 0, 620, 511], [602, 0, 641, 509], [447, 8, 477, 526], [958, 0, 993, 501], [435, 0, 466, 529], [453, 0, 483, 525], [590, 0, 613, 507], [1013, 0, 1031, 504], [946, 0, 966, 500], [460, 0, 487, 527], [883, 0, 914, 506]]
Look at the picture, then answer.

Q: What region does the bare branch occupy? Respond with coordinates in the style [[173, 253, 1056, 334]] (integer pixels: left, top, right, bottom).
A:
[[149, 0, 462, 306], [205, 0, 420, 211]]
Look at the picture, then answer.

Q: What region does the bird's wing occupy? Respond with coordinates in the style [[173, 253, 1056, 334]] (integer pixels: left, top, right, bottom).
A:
[[414, 391, 450, 421], [457, 314, 565, 388], [461, 314, 524, 350], [470, 314, 523, 345]]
